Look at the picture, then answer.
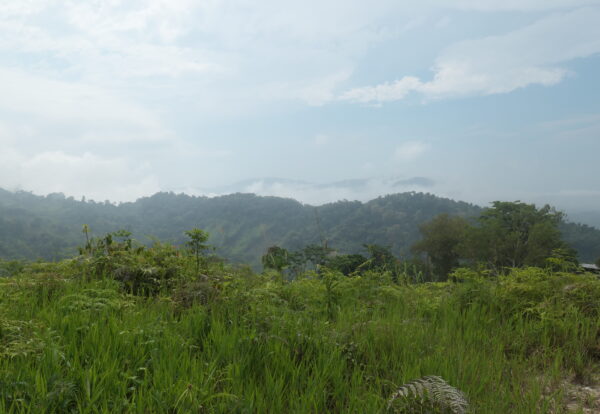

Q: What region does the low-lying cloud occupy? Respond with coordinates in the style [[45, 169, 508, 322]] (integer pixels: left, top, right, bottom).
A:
[[207, 176, 438, 205], [0, 149, 160, 202]]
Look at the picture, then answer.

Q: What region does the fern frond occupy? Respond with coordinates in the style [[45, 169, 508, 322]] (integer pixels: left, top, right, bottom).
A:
[[388, 375, 469, 414]]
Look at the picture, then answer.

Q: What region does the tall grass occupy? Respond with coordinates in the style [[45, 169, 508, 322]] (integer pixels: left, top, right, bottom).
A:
[[1, 260, 599, 412]]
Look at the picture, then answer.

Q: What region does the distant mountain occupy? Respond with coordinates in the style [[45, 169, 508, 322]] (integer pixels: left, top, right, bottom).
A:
[[567, 211, 600, 230], [0, 188, 599, 266]]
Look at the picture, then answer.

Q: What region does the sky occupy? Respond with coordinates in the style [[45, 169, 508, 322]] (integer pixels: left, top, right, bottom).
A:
[[1, 0, 599, 214]]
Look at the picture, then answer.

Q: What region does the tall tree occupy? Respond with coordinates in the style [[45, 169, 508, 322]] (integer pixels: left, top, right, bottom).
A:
[[185, 228, 210, 274], [465, 201, 565, 270], [412, 214, 469, 281]]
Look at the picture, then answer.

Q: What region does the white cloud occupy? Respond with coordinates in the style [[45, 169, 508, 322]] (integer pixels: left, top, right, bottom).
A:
[[0, 1, 223, 84], [394, 141, 430, 161], [0, 66, 174, 149], [341, 7, 600, 103], [0, 67, 163, 128], [0, 150, 160, 202], [340, 77, 422, 104], [7, 0, 597, 114], [223, 176, 437, 205]]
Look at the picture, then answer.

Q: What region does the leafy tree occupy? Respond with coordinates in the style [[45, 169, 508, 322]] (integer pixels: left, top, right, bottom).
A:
[[360, 244, 399, 274], [412, 214, 470, 281], [325, 253, 366, 276], [287, 251, 307, 277], [465, 201, 565, 271], [112, 229, 133, 251], [302, 244, 333, 268], [545, 247, 579, 272], [261, 245, 290, 272], [185, 228, 210, 274]]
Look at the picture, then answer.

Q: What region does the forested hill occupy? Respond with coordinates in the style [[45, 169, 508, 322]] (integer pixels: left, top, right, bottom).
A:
[[1, 188, 599, 265]]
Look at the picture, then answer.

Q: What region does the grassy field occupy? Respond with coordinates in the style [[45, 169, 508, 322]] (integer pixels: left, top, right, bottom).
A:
[[1, 251, 600, 412]]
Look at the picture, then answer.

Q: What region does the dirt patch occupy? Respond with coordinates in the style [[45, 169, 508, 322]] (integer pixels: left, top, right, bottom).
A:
[[564, 380, 600, 413], [540, 371, 600, 413], [546, 373, 600, 413]]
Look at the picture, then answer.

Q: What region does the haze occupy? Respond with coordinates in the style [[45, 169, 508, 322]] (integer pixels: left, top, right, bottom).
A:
[[1, 1, 599, 213]]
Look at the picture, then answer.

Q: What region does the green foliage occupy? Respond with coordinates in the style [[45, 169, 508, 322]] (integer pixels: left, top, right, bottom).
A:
[[412, 214, 469, 280], [1, 190, 599, 267], [302, 244, 333, 267], [360, 244, 399, 274], [76, 229, 188, 295], [58, 288, 132, 313], [81, 224, 91, 253], [451, 266, 600, 380], [0, 318, 46, 359], [414, 202, 573, 275], [0, 259, 24, 278], [545, 247, 579, 272], [261, 245, 290, 272], [322, 269, 341, 321], [558, 220, 600, 265], [2, 236, 600, 412], [325, 253, 366, 276], [466, 201, 565, 270], [172, 277, 220, 313], [185, 228, 211, 274]]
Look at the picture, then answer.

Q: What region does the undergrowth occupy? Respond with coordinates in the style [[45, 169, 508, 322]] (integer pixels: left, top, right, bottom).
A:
[[1, 246, 599, 412]]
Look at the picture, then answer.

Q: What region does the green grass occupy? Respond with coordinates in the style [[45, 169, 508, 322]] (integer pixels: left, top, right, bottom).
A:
[[1, 259, 599, 413]]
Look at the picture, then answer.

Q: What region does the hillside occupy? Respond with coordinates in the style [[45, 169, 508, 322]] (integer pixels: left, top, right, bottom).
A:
[[0, 189, 599, 265]]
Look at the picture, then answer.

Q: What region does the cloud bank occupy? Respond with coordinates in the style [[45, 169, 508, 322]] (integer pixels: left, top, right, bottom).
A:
[[208, 176, 439, 206]]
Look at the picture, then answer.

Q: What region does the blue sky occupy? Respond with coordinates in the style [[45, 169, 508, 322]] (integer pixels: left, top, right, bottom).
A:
[[0, 0, 599, 213]]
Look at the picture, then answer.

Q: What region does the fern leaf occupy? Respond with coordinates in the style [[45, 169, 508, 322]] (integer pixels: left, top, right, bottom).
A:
[[388, 375, 469, 414]]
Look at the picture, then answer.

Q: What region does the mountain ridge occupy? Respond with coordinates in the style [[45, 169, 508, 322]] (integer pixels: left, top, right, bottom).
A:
[[0, 188, 598, 265]]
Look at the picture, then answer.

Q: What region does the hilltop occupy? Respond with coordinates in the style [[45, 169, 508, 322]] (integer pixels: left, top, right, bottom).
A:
[[0, 189, 599, 265]]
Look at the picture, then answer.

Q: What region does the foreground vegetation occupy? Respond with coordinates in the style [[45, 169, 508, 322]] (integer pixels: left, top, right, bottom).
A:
[[2, 235, 600, 412]]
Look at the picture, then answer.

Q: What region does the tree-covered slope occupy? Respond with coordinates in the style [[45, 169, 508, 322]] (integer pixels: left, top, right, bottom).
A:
[[0, 188, 598, 264]]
